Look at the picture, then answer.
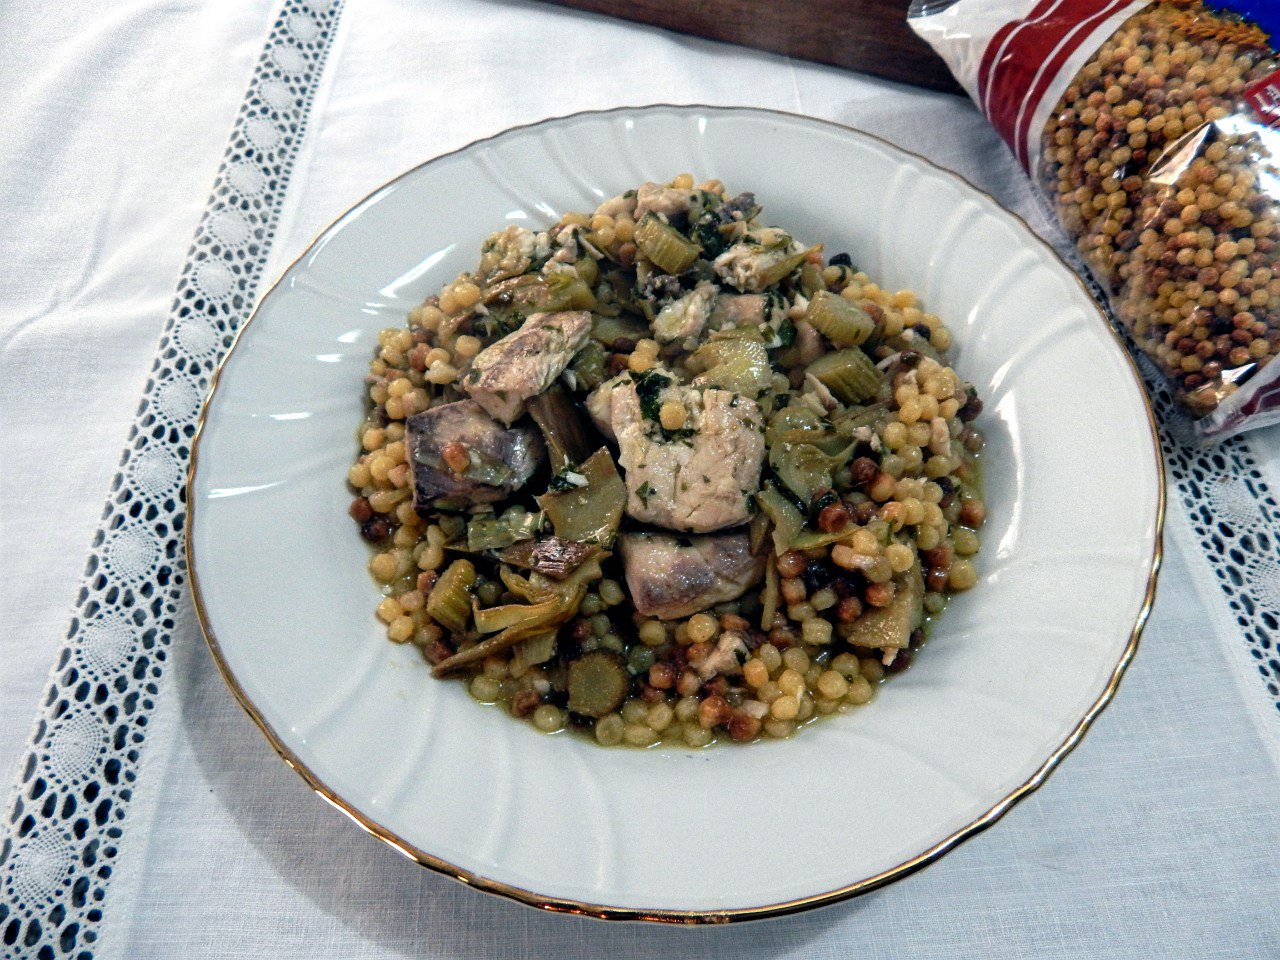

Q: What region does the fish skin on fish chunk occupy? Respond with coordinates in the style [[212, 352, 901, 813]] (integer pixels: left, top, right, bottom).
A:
[[620, 530, 764, 619], [405, 399, 544, 510]]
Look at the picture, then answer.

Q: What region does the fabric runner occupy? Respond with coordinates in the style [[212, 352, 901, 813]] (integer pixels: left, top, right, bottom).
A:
[[2, 1, 1279, 956], [0, 3, 345, 956]]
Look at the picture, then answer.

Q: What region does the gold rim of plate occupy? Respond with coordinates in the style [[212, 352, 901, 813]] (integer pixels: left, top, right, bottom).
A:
[[185, 104, 1167, 924]]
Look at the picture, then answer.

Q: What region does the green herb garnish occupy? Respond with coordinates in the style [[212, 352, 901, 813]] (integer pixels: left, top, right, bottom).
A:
[[774, 317, 796, 349], [633, 369, 672, 422]]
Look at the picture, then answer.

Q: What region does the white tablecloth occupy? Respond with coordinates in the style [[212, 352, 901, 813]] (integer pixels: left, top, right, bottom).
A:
[[3, 1, 1279, 957]]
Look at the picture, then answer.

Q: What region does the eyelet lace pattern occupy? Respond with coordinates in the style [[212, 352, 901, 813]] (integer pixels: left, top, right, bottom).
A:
[[1139, 353, 1280, 714], [1071, 241, 1280, 718], [0, 3, 344, 957]]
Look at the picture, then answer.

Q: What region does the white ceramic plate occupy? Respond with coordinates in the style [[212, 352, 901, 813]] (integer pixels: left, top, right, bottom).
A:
[[188, 105, 1163, 922]]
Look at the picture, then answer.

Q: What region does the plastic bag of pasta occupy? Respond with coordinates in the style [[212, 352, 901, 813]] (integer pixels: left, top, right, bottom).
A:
[[910, 0, 1280, 439]]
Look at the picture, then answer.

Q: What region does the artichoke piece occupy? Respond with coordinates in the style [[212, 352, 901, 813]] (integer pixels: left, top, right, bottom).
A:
[[439, 515, 467, 542], [540, 273, 597, 311], [574, 255, 599, 287], [709, 323, 768, 344], [434, 551, 604, 676], [748, 508, 772, 556], [760, 557, 780, 632], [528, 384, 596, 474], [567, 650, 630, 719], [634, 213, 699, 275], [569, 339, 607, 391], [751, 247, 813, 289], [499, 536, 595, 580], [537, 448, 626, 546], [799, 260, 826, 297], [498, 564, 544, 603], [790, 526, 855, 552], [433, 586, 584, 676], [484, 272, 596, 312], [765, 403, 827, 447], [499, 547, 604, 601], [466, 510, 543, 551], [804, 291, 875, 347], [473, 589, 574, 635], [835, 401, 889, 434], [842, 563, 924, 651], [532, 547, 606, 595], [756, 482, 805, 556], [516, 630, 558, 667], [590, 313, 651, 347], [426, 559, 477, 634], [690, 338, 772, 398], [771, 443, 833, 508], [806, 347, 883, 405], [812, 436, 857, 463]]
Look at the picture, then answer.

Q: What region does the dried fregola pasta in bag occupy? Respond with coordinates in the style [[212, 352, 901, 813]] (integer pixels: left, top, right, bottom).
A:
[[911, 0, 1280, 438]]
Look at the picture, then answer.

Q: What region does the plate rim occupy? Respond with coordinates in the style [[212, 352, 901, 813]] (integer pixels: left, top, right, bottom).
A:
[[186, 103, 1166, 924]]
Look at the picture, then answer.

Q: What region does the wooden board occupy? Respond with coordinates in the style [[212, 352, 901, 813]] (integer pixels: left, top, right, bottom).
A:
[[539, 0, 962, 94]]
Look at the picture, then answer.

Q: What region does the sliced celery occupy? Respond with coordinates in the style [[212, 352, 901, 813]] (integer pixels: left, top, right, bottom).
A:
[[426, 558, 477, 633], [804, 290, 875, 347], [634, 213, 699, 275], [806, 347, 883, 404]]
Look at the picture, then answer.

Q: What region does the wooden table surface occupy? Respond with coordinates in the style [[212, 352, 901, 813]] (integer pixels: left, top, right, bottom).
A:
[[540, 0, 962, 94]]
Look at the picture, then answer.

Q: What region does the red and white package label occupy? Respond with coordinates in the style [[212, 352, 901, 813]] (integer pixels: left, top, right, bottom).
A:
[[912, 0, 1146, 172], [1244, 70, 1280, 127], [977, 0, 1145, 170]]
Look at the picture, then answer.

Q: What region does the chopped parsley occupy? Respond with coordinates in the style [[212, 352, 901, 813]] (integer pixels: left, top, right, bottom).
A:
[[636, 480, 656, 507], [694, 216, 729, 258], [633, 369, 672, 422], [632, 371, 698, 444], [547, 463, 587, 492], [774, 316, 796, 349], [660, 427, 697, 445]]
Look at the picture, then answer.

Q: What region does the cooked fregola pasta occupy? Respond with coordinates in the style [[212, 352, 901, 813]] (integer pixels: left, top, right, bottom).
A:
[[348, 176, 986, 747]]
